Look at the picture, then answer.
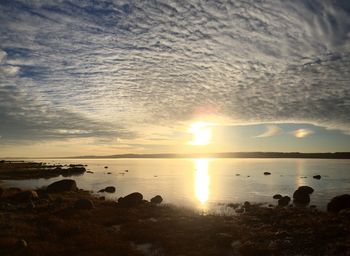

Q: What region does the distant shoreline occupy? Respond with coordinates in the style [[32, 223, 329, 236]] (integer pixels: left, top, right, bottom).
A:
[[3, 152, 350, 159]]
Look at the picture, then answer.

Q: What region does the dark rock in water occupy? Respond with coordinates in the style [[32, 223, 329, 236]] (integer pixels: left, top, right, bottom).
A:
[[327, 194, 350, 213], [264, 172, 271, 175], [98, 189, 105, 193], [278, 196, 291, 207], [293, 186, 313, 206], [297, 186, 314, 195], [46, 179, 78, 193], [125, 170, 129, 172], [118, 192, 143, 207], [107, 172, 112, 174], [273, 194, 283, 200], [104, 186, 116, 193], [74, 198, 94, 210], [313, 175, 321, 180], [104, 166, 108, 169], [150, 195, 163, 204], [87, 171, 94, 174]]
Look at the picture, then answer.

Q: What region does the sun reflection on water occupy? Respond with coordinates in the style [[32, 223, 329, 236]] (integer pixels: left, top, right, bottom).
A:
[[194, 159, 210, 209]]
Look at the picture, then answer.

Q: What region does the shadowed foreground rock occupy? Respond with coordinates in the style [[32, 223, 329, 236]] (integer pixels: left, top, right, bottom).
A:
[[46, 179, 78, 193], [327, 194, 350, 213], [118, 192, 143, 207]]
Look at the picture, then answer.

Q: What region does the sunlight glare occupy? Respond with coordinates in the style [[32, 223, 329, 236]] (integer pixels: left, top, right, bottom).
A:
[[188, 122, 212, 145], [194, 159, 210, 206]]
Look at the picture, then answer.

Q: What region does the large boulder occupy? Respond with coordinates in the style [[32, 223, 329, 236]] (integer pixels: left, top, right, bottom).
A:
[[46, 179, 78, 193], [150, 195, 163, 204], [118, 192, 143, 207], [327, 194, 350, 213], [74, 198, 94, 210], [293, 186, 314, 206]]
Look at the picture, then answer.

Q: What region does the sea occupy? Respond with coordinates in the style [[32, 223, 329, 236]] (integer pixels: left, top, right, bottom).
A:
[[3, 158, 350, 212]]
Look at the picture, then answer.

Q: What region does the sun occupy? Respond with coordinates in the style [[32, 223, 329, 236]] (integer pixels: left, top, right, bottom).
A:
[[188, 122, 212, 146]]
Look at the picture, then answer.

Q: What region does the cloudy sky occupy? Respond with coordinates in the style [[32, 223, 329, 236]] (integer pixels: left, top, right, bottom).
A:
[[0, 0, 350, 157]]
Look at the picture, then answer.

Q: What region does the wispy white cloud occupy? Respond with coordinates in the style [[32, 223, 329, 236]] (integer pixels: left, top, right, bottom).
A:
[[256, 125, 282, 138], [0, 0, 349, 145]]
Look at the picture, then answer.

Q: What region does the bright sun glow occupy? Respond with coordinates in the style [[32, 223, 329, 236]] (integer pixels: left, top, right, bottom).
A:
[[194, 159, 210, 206], [188, 122, 212, 145]]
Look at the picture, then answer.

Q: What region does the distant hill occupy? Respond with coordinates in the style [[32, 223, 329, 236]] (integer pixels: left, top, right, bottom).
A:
[[67, 152, 350, 159]]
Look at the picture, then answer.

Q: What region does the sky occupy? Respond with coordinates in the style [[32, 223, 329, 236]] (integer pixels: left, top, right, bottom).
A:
[[0, 0, 350, 157]]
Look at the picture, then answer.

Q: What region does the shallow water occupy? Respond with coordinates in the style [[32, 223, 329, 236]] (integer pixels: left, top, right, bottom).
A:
[[3, 158, 350, 211]]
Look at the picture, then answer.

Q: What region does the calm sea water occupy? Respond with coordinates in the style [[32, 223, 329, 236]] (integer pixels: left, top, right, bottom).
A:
[[3, 158, 350, 211]]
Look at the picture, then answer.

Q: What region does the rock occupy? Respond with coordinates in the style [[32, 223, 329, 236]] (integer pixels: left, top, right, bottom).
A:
[[74, 198, 94, 210], [236, 174, 240, 176], [118, 192, 143, 207], [0, 187, 3, 198], [313, 175, 321, 180], [87, 171, 94, 174], [150, 195, 163, 204], [227, 203, 240, 209], [327, 194, 350, 213], [12, 190, 39, 202], [16, 239, 27, 249], [107, 172, 112, 174], [264, 172, 271, 175], [125, 170, 129, 172], [98, 189, 105, 193], [293, 186, 314, 206], [297, 186, 314, 194], [46, 179, 78, 193], [273, 194, 282, 200], [104, 166, 108, 168], [278, 196, 291, 207], [104, 186, 116, 193]]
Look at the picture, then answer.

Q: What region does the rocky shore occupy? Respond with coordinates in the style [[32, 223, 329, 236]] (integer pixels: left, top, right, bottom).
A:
[[0, 161, 350, 255]]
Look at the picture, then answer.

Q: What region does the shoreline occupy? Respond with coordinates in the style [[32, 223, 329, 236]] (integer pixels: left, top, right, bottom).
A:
[[1, 160, 350, 255]]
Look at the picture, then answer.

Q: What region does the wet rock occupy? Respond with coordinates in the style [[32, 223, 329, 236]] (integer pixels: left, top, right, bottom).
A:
[[74, 198, 94, 210], [46, 179, 78, 193], [278, 196, 291, 207], [98, 189, 105, 193], [118, 192, 143, 207], [125, 170, 129, 172], [104, 166, 108, 169], [107, 172, 112, 174], [327, 194, 350, 213], [264, 172, 271, 175], [293, 186, 314, 206], [313, 175, 321, 180], [273, 194, 282, 200], [86, 171, 94, 174], [150, 195, 163, 204], [104, 186, 116, 193]]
